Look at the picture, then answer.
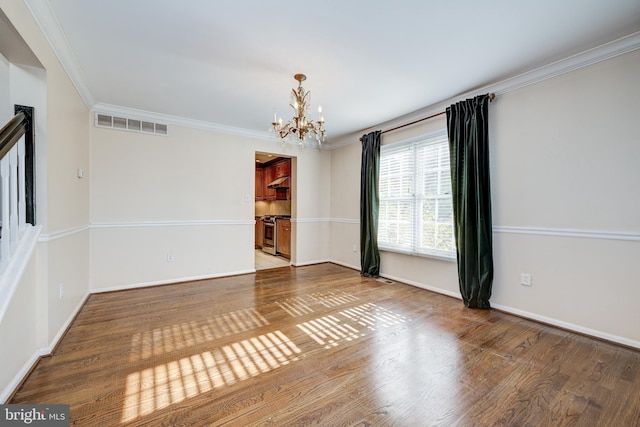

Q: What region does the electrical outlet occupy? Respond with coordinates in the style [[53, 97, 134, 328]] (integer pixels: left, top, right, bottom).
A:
[[352, 244, 358, 252], [520, 273, 533, 287], [167, 253, 175, 262], [59, 283, 64, 299]]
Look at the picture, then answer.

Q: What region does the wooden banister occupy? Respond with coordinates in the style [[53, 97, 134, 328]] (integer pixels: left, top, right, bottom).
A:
[[0, 112, 28, 160]]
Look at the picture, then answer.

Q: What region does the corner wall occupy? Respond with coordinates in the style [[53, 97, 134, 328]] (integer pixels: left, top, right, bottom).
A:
[[89, 123, 332, 291], [0, 0, 90, 401], [329, 49, 640, 347]]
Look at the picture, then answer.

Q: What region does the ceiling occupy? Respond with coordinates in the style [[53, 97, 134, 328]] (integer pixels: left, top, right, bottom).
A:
[[32, 0, 640, 144]]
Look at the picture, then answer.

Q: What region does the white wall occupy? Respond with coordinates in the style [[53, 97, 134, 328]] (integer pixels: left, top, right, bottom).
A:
[[0, 246, 39, 402], [329, 139, 361, 269], [89, 123, 331, 290], [0, 0, 90, 402], [329, 49, 640, 347], [0, 52, 9, 122], [488, 49, 640, 346]]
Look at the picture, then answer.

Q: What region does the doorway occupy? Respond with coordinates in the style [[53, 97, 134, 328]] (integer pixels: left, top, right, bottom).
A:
[[254, 152, 294, 270]]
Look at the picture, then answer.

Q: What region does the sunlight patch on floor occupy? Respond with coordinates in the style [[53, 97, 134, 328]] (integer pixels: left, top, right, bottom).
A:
[[296, 303, 411, 349], [129, 307, 270, 362], [339, 303, 410, 331], [297, 314, 363, 349], [121, 330, 301, 424], [276, 291, 360, 318]]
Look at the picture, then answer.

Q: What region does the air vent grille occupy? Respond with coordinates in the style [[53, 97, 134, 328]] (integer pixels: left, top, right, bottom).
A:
[[95, 113, 168, 136]]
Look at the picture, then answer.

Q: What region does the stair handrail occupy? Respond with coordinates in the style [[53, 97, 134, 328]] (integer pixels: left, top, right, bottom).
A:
[[0, 112, 28, 161]]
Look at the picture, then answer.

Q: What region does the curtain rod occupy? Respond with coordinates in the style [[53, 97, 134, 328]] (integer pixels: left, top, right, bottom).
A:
[[359, 92, 495, 141]]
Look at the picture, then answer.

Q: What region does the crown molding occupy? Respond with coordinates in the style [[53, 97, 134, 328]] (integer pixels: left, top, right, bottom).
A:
[[24, 0, 275, 142], [25, 0, 640, 147], [326, 31, 640, 149], [488, 30, 640, 96], [24, 0, 94, 108]]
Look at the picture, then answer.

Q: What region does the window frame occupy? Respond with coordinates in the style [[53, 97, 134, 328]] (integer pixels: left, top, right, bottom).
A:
[[377, 129, 457, 262]]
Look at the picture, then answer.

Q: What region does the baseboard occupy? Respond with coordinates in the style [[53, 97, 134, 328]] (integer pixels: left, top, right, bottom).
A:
[[291, 259, 331, 267], [327, 259, 360, 272], [0, 347, 47, 403], [491, 303, 640, 350], [46, 293, 91, 355], [376, 272, 640, 350], [1, 292, 90, 403], [91, 269, 256, 294], [379, 272, 462, 300]]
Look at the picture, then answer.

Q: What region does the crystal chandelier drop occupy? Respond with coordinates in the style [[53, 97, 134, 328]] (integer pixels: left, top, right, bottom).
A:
[[270, 73, 326, 146]]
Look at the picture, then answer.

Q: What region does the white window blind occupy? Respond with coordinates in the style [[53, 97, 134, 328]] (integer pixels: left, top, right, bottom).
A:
[[378, 130, 456, 260]]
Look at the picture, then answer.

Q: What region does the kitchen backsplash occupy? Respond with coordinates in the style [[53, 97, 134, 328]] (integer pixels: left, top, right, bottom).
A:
[[255, 200, 291, 217]]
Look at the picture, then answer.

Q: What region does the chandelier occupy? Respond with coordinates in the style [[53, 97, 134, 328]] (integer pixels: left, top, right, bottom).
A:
[[270, 73, 326, 146]]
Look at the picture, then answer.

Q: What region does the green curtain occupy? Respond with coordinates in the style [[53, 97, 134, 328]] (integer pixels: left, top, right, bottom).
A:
[[360, 130, 381, 277], [446, 95, 493, 309]]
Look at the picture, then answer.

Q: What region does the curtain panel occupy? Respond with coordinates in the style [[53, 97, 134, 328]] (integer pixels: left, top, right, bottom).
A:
[[446, 95, 493, 308], [360, 130, 381, 277]]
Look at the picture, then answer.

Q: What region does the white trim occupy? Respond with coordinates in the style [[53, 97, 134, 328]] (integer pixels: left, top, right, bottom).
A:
[[325, 220, 640, 243], [291, 259, 331, 267], [45, 293, 89, 354], [91, 219, 255, 228], [491, 303, 640, 350], [38, 225, 89, 242], [0, 346, 49, 403], [0, 225, 42, 322], [93, 103, 274, 141], [328, 259, 360, 271], [327, 31, 640, 149], [380, 247, 457, 263], [292, 218, 332, 224], [26, 0, 640, 148], [489, 31, 640, 97], [494, 226, 640, 242], [374, 271, 640, 350], [40, 221, 637, 244], [379, 272, 462, 300], [37, 221, 255, 242], [24, 0, 94, 108], [91, 269, 256, 294], [331, 218, 359, 224]]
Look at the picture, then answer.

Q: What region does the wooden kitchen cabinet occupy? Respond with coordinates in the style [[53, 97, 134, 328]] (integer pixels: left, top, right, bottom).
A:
[[276, 219, 291, 259], [264, 165, 276, 200], [255, 217, 263, 248], [275, 159, 290, 178], [256, 157, 291, 201], [255, 168, 264, 200]]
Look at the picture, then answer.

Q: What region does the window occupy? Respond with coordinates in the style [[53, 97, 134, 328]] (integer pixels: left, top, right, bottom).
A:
[[378, 130, 456, 260]]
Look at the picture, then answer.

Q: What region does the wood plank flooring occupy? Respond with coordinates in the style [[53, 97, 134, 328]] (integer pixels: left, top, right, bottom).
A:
[[10, 263, 640, 426]]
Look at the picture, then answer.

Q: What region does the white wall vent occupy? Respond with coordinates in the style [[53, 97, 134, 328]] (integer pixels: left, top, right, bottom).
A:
[[95, 113, 168, 136]]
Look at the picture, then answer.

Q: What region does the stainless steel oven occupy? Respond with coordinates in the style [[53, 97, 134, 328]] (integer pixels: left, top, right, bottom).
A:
[[262, 216, 277, 255]]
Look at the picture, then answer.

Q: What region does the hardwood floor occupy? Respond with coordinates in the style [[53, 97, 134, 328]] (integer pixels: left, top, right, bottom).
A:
[[10, 263, 640, 426]]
